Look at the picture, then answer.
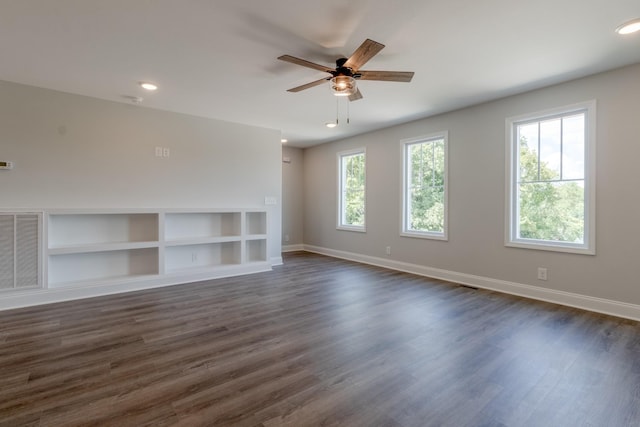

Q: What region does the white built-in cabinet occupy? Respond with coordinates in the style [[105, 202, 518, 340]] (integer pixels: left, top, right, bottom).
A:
[[44, 209, 268, 289]]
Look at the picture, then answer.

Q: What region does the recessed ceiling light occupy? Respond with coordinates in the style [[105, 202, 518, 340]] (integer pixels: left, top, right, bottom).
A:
[[325, 122, 337, 128], [139, 82, 158, 91], [616, 18, 640, 35], [281, 139, 288, 143]]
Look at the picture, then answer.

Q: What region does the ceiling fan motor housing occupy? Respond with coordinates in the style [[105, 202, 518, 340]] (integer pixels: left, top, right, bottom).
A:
[[334, 58, 361, 78]]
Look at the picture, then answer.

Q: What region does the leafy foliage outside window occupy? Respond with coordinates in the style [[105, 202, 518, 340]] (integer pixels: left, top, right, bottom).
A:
[[405, 138, 446, 235], [518, 137, 584, 242], [339, 151, 365, 228]]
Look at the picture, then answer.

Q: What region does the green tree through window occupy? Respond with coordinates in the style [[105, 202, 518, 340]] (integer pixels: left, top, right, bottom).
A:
[[402, 133, 447, 239], [339, 150, 365, 229], [518, 135, 584, 242]]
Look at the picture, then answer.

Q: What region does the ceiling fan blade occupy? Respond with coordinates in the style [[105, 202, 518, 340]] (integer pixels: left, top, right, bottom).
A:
[[348, 88, 363, 102], [344, 39, 385, 70], [358, 70, 414, 82], [286, 77, 330, 93], [278, 55, 334, 73]]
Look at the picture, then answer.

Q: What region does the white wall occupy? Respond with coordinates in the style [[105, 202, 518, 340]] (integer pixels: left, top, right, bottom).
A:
[[303, 63, 640, 310], [0, 80, 282, 262], [282, 145, 304, 248]]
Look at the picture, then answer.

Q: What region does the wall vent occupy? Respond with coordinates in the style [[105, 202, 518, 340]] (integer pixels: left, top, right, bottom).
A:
[[0, 213, 42, 290]]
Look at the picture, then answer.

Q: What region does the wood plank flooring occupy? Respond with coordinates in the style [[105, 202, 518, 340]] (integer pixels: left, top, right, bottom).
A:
[[1, 251, 639, 426]]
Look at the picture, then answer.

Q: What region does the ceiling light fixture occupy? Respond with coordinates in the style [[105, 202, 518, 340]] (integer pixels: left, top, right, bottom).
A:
[[325, 122, 337, 128], [615, 18, 640, 35], [330, 76, 357, 97], [139, 82, 158, 91], [281, 139, 288, 143]]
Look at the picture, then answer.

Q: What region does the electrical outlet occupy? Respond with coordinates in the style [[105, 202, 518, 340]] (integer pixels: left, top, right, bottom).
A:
[[284, 234, 290, 242], [163, 147, 170, 158], [385, 246, 391, 255], [537, 267, 548, 281], [155, 146, 163, 157]]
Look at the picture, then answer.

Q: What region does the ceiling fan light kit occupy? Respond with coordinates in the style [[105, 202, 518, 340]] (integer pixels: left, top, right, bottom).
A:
[[330, 76, 357, 97]]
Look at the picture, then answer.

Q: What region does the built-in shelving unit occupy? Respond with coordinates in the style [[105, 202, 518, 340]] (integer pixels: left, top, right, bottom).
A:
[[47, 213, 161, 288], [5, 209, 272, 303], [244, 211, 268, 263]]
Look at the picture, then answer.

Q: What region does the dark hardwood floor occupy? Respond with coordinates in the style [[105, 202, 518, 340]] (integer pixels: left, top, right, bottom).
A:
[[1, 251, 639, 426]]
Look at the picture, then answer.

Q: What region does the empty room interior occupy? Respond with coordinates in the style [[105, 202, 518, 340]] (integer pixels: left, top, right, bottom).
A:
[[2, 1, 640, 426]]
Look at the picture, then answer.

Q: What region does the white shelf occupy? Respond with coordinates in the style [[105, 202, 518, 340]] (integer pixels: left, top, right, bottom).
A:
[[245, 234, 267, 241], [47, 273, 160, 289], [49, 241, 159, 255], [164, 236, 241, 247]]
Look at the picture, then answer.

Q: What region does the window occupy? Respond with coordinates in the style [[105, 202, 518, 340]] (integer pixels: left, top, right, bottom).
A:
[[506, 101, 595, 254], [337, 148, 366, 231], [401, 132, 448, 240]]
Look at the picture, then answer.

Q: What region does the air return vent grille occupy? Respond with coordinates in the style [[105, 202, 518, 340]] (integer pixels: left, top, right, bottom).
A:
[[0, 213, 41, 290]]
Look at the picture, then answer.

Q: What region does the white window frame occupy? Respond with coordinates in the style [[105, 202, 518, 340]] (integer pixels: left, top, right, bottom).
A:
[[401, 131, 448, 240], [337, 147, 366, 232], [505, 100, 596, 255]]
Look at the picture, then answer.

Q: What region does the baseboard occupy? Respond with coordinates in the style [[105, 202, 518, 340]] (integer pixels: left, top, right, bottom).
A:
[[282, 244, 305, 253], [0, 263, 272, 311], [270, 256, 284, 266], [303, 244, 640, 322]]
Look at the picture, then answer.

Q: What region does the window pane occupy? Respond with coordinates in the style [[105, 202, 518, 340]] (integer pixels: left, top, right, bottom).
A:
[[346, 188, 365, 226], [432, 140, 445, 187], [518, 123, 539, 182], [562, 114, 585, 180], [518, 181, 584, 243], [410, 186, 444, 232], [410, 143, 432, 188], [539, 118, 561, 180]]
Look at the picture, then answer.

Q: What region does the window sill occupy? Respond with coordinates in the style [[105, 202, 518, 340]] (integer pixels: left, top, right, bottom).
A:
[[401, 231, 447, 241], [337, 225, 366, 233], [506, 239, 595, 255]]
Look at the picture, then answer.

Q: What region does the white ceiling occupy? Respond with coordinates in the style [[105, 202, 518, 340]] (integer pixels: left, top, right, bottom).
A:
[[1, 0, 639, 148]]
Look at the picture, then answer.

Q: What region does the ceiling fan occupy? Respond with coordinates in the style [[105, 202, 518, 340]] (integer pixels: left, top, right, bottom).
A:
[[278, 39, 414, 101]]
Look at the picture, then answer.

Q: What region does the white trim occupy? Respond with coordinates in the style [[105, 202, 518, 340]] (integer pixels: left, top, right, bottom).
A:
[[337, 147, 367, 232], [270, 256, 283, 266], [301, 245, 640, 322], [400, 131, 448, 241], [336, 225, 367, 233], [0, 263, 271, 311], [505, 100, 596, 255], [282, 244, 305, 252]]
